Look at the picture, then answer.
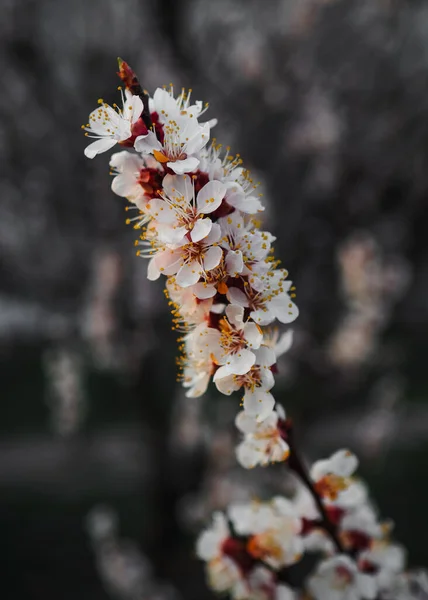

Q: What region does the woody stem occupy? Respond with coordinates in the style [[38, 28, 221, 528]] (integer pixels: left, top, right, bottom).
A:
[[286, 422, 345, 554]]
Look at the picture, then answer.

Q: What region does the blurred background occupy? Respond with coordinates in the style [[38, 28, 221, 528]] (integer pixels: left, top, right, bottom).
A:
[[1, 0, 428, 598]]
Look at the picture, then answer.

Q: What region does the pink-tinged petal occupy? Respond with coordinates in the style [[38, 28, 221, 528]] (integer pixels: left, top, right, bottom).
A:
[[162, 174, 191, 201], [243, 389, 275, 422], [225, 349, 255, 375], [235, 411, 258, 434], [84, 138, 117, 158], [193, 282, 217, 299], [168, 156, 199, 174], [154, 249, 182, 275], [227, 287, 249, 308], [203, 246, 222, 271], [213, 368, 241, 395], [147, 257, 161, 281], [203, 222, 221, 245], [176, 261, 203, 287], [156, 224, 187, 245], [243, 322, 263, 349], [196, 180, 226, 214], [270, 296, 299, 324], [134, 131, 163, 154], [225, 250, 244, 276], [225, 304, 245, 327], [191, 218, 212, 242]]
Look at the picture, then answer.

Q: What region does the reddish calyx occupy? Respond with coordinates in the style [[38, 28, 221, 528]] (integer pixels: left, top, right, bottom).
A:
[[342, 530, 372, 552], [277, 417, 292, 443], [138, 168, 163, 198], [119, 118, 149, 148], [222, 537, 256, 575]]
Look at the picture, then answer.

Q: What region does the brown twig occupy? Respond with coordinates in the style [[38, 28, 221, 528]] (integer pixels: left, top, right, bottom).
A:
[[286, 420, 344, 554]]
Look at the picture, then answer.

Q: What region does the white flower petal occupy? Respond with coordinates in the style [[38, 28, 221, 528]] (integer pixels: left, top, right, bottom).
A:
[[84, 137, 117, 158], [176, 260, 203, 287], [225, 304, 245, 327], [168, 156, 199, 174], [162, 174, 191, 202], [192, 282, 217, 299], [225, 349, 255, 375], [235, 410, 258, 434], [196, 180, 226, 214], [111, 173, 139, 198], [191, 218, 212, 242], [203, 246, 222, 271], [134, 131, 163, 154], [270, 295, 299, 324], [254, 346, 276, 367], [225, 250, 244, 276], [214, 368, 241, 395], [147, 257, 160, 281], [130, 96, 144, 122], [243, 322, 263, 349], [226, 287, 249, 308], [203, 222, 222, 245], [243, 389, 275, 422], [275, 330, 294, 357]]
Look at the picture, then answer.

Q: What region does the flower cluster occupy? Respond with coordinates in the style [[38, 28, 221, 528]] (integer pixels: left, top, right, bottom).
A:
[[84, 60, 426, 600], [83, 59, 298, 430], [196, 449, 427, 600]]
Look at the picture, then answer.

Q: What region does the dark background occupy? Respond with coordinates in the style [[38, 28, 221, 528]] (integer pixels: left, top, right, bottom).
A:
[[1, 0, 428, 598]]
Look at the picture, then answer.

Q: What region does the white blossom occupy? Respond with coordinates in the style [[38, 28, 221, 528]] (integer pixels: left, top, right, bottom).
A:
[[84, 92, 144, 158], [235, 406, 289, 469], [308, 555, 377, 600]]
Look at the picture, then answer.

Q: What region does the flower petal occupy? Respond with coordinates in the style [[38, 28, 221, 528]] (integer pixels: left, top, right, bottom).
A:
[[192, 282, 217, 299], [176, 260, 203, 287], [243, 322, 263, 349], [243, 389, 275, 422], [227, 287, 249, 308], [147, 257, 160, 281], [168, 156, 199, 174], [203, 246, 222, 271], [196, 180, 226, 214], [213, 367, 241, 395], [225, 250, 244, 276], [191, 218, 212, 242], [225, 304, 245, 327], [225, 348, 255, 375], [203, 222, 222, 245], [270, 295, 299, 324], [84, 137, 117, 158], [134, 130, 163, 154], [162, 174, 192, 202]]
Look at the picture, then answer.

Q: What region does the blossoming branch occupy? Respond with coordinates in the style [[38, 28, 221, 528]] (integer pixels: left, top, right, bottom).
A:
[[83, 59, 426, 600]]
